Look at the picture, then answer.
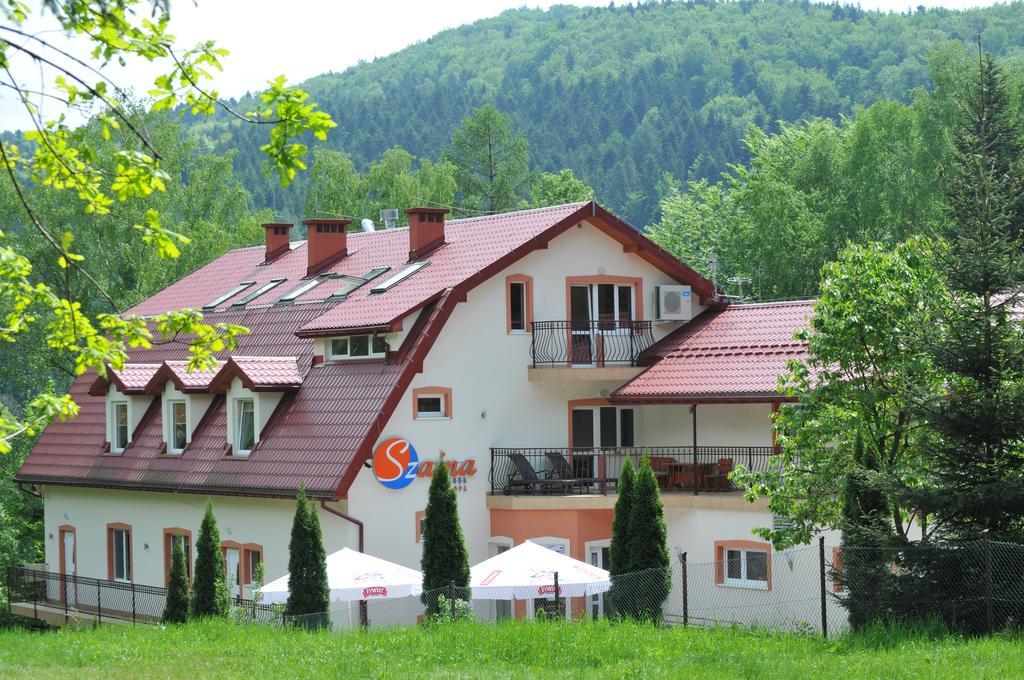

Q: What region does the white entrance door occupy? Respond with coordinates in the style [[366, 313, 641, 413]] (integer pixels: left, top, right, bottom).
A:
[[61, 529, 76, 605], [225, 547, 240, 599]]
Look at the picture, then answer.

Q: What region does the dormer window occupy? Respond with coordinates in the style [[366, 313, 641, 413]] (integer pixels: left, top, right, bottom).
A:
[[113, 402, 129, 451], [236, 399, 255, 456], [328, 335, 387, 361], [169, 401, 187, 453]]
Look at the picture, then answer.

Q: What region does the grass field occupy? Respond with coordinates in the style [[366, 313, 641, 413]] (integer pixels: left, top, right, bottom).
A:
[[0, 619, 1021, 679]]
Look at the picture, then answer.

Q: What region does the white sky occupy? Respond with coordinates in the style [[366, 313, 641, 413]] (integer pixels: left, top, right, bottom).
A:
[[0, 0, 1005, 131]]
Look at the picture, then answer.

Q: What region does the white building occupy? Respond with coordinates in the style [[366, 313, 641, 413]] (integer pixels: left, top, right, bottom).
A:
[[16, 202, 834, 624]]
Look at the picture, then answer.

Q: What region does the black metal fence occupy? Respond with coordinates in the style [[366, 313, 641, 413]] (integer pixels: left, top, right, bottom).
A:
[[5, 565, 280, 627], [530, 320, 655, 367], [489, 446, 779, 495]]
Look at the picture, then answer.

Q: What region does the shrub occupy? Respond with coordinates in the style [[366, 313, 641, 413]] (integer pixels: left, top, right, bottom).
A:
[[162, 539, 190, 624], [190, 500, 230, 618]]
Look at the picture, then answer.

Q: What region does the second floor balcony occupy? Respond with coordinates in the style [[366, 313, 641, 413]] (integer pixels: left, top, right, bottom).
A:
[[530, 320, 656, 370]]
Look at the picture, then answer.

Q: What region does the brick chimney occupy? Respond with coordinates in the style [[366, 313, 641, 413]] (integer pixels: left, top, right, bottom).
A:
[[303, 219, 351, 276], [405, 207, 449, 261], [263, 223, 292, 262]]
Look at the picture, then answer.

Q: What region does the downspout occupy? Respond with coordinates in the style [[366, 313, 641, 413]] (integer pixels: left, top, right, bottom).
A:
[[319, 501, 364, 552], [319, 500, 367, 627], [690, 404, 699, 496]]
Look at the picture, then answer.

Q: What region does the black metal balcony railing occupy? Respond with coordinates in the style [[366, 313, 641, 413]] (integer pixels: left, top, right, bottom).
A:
[[530, 320, 656, 367], [490, 446, 780, 496], [5, 565, 280, 626]]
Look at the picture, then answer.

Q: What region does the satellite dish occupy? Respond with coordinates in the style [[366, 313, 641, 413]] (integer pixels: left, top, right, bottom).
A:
[[360, 218, 375, 233]]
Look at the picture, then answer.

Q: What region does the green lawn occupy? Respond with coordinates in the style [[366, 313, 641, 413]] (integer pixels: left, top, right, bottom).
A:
[[0, 619, 1021, 679]]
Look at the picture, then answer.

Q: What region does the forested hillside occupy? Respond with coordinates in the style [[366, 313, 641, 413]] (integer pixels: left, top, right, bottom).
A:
[[190, 0, 1024, 226]]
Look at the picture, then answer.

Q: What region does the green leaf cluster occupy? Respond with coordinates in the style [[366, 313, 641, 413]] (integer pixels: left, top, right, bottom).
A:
[[420, 459, 470, 616], [189, 500, 230, 618], [284, 487, 330, 628]]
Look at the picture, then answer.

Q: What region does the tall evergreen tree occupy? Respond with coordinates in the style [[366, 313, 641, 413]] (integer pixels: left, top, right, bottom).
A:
[[839, 434, 893, 629], [443, 104, 532, 214], [609, 458, 637, 576], [162, 539, 190, 624], [910, 48, 1024, 542], [285, 486, 330, 628], [626, 455, 672, 621], [420, 458, 470, 615], [606, 457, 637, 617], [190, 500, 230, 618]]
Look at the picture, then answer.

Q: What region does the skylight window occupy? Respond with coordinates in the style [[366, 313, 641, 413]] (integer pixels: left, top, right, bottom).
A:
[[330, 267, 391, 299], [371, 262, 428, 294], [203, 281, 255, 310], [231, 278, 285, 307], [278, 277, 326, 303]]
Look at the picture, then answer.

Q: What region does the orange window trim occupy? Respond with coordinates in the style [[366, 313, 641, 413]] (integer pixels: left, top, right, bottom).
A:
[[106, 522, 133, 582], [505, 274, 534, 333], [241, 543, 264, 586], [415, 510, 426, 543], [412, 386, 452, 419], [566, 398, 612, 449], [564, 275, 645, 322], [163, 527, 193, 587], [714, 539, 773, 590]]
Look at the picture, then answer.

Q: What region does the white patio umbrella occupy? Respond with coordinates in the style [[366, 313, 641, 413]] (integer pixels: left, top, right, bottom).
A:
[[259, 547, 423, 604], [470, 540, 611, 599]]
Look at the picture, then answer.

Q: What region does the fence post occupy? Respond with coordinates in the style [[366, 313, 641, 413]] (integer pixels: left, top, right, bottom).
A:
[[985, 534, 994, 635], [96, 580, 102, 626], [680, 552, 688, 626], [63, 573, 68, 626], [131, 581, 137, 625], [554, 571, 561, 619], [448, 580, 456, 622], [818, 536, 827, 639]]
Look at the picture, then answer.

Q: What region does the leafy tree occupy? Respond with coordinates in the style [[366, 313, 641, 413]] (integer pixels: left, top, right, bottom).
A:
[[624, 455, 671, 621], [0, 1, 332, 455], [162, 539, 190, 624], [284, 486, 330, 628], [420, 458, 469, 615], [443, 104, 531, 214], [190, 500, 230, 618], [906, 50, 1024, 542], [735, 238, 947, 548], [531, 169, 593, 207]]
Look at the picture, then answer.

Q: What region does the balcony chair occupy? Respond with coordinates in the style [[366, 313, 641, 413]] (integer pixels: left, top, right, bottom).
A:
[[646, 456, 675, 490], [545, 451, 618, 494], [501, 453, 576, 495]]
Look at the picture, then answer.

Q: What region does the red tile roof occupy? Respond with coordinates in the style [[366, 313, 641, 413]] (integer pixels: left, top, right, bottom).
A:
[[18, 202, 718, 498], [89, 363, 162, 396], [209, 356, 303, 392], [145, 361, 224, 394], [612, 300, 814, 403]]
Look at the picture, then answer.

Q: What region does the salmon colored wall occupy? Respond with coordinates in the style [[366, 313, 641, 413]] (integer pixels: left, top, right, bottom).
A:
[[489, 508, 614, 563]]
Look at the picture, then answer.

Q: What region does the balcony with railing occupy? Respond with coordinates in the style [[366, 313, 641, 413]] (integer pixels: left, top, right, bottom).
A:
[[489, 446, 779, 496], [529, 320, 656, 379]]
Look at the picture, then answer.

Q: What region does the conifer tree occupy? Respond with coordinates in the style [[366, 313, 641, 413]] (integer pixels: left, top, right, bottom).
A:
[[420, 458, 469, 615], [839, 434, 893, 629], [190, 500, 230, 618], [285, 486, 331, 628], [606, 457, 637, 617], [162, 539, 190, 624], [626, 455, 671, 621], [909, 47, 1024, 542]]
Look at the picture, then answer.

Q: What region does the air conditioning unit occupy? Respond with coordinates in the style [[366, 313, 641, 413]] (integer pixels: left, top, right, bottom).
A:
[[656, 285, 693, 321]]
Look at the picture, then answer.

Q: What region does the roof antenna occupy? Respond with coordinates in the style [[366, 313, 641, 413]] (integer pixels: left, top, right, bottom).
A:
[[379, 209, 399, 229], [727, 276, 751, 302]]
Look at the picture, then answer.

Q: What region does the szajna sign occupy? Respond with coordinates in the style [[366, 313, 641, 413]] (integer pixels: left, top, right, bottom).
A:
[[372, 437, 477, 490]]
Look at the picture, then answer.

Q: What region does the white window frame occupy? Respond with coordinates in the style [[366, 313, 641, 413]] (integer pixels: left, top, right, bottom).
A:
[[723, 548, 770, 590], [235, 398, 255, 457], [168, 400, 188, 454], [111, 528, 131, 582], [111, 401, 129, 452], [414, 393, 448, 420], [327, 334, 387, 361], [585, 539, 611, 619]]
